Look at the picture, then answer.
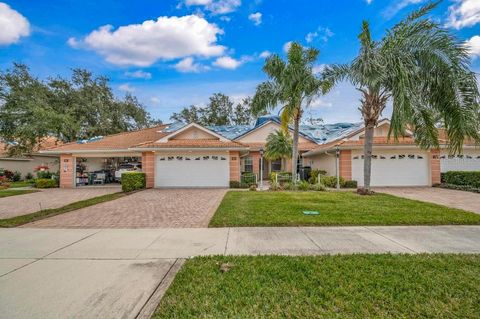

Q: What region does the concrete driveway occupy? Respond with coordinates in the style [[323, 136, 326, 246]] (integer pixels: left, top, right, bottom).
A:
[[375, 187, 480, 214], [0, 187, 120, 219], [1, 226, 480, 318], [24, 189, 227, 228]]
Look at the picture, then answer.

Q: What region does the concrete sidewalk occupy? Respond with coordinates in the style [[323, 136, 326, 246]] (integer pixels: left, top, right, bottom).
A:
[[1, 226, 479, 318]]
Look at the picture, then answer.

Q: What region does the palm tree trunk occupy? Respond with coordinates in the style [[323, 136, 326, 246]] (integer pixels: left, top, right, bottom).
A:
[[363, 121, 375, 193], [291, 115, 300, 183]]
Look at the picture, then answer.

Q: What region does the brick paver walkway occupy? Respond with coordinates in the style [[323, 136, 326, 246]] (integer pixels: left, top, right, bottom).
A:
[[0, 187, 120, 219], [375, 187, 480, 214], [24, 189, 227, 228]]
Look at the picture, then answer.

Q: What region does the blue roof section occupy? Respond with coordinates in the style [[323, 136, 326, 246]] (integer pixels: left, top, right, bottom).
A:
[[161, 119, 363, 145]]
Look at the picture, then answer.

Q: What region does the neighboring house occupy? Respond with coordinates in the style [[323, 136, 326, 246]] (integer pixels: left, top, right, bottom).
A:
[[0, 137, 60, 178], [41, 115, 480, 188]]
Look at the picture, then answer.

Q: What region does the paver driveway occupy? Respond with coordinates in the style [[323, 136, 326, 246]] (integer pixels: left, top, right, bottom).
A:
[[375, 187, 480, 214], [24, 189, 227, 228], [0, 187, 120, 219]]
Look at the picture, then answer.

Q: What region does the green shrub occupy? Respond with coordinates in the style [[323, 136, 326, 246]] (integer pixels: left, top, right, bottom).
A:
[[443, 171, 480, 188], [436, 183, 480, 194], [121, 172, 146, 192], [283, 182, 298, 191], [310, 183, 326, 191], [298, 180, 310, 191], [35, 178, 57, 188], [12, 171, 21, 182], [25, 172, 34, 180], [269, 181, 281, 191], [269, 171, 292, 184], [308, 169, 327, 184], [229, 181, 241, 188], [320, 176, 346, 188], [343, 180, 358, 189], [37, 171, 53, 179], [241, 172, 257, 186]]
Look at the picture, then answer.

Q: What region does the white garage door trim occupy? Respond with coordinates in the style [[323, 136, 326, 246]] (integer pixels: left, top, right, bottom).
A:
[[155, 153, 229, 188], [352, 150, 430, 187]]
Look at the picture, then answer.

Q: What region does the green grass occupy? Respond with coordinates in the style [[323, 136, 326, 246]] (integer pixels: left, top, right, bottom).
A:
[[209, 191, 480, 227], [154, 254, 480, 319], [0, 189, 39, 198], [9, 180, 35, 188], [0, 192, 126, 227]]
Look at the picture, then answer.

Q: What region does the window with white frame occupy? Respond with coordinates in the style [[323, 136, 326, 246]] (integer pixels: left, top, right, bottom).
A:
[[243, 156, 253, 173]]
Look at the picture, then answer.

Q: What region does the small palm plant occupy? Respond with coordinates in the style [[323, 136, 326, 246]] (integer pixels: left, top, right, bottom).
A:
[[323, 2, 480, 194], [253, 42, 330, 182], [264, 129, 292, 161]]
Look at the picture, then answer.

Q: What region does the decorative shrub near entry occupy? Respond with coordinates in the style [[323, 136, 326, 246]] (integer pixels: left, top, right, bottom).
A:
[[35, 178, 57, 188], [443, 171, 480, 188], [121, 172, 146, 192]]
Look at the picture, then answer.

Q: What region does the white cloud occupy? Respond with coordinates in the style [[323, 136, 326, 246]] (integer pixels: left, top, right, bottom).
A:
[[382, 0, 425, 19], [248, 12, 262, 26], [124, 70, 152, 79], [446, 0, 480, 29], [259, 50, 271, 58], [310, 97, 333, 108], [283, 41, 292, 53], [174, 57, 208, 72], [150, 97, 161, 105], [0, 2, 30, 45], [465, 35, 480, 59], [213, 56, 242, 69], [184, 0, 241, 15], [70, 15, 226, 67], [305, 26, 334, 43], [67, 37, 80, 48], [119, 83, 135, 92], [366, 0, 373, 4], [312, 64, 327, 75]]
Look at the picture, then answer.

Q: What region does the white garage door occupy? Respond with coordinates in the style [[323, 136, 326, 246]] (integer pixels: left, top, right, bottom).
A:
[[440, 150, 480, 172], [155, 154, 229, 187], [352, 150, 429, 187]]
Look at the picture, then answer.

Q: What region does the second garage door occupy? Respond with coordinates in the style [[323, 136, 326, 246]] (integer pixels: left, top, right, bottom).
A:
[[352, 150, 430, 187], [155, 153, 229, 188]]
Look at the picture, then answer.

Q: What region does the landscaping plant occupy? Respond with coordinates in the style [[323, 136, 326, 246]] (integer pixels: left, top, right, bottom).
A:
[[323, 2, 480, 194], [121, 172, 146, 192]]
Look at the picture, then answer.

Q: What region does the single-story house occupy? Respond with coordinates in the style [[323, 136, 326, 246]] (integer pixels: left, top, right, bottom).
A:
[[41, 115, 480, 188], [0, 137, 60, 178]]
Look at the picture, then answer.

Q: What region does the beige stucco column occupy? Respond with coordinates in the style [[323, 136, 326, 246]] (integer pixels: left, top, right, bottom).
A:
[[339, 150, 352, 180], [59, 154, 75, 188], [229, 151, 240, 182], [142, 152, 155, 188], [430, 149, 441, 185]]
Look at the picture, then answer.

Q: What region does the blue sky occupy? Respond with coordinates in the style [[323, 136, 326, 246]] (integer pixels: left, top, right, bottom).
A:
[[1, 0, 480, 124]]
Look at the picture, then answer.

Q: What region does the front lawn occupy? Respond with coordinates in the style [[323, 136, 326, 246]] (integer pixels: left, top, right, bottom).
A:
[[0, 189, 38, 198], [9, 180, 35, 188], [209, 191, 480, 227], [154, 254, 480, 318]]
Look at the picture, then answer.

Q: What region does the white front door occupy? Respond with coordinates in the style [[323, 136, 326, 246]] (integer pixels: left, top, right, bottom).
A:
[[155, 153, 229, 187], [352, 150, 430, 187]]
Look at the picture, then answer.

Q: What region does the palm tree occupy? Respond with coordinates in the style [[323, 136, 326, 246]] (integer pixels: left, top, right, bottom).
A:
[[323, 2, 480, 194], [264, 130, 292, 161], [253, 42, 330, 182]]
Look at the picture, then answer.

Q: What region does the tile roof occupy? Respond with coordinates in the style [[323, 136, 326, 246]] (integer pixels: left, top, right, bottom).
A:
[[44, 125, 168, 152], [132, 139, 246, 149], [245, 141, 318, 151], [307, 136, 417, 154]]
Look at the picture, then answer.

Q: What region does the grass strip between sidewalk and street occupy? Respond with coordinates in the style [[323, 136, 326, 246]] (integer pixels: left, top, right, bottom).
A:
[[210, 191, 480, 227], [0, 192, 126, 227], [154, 254, 480, 318]]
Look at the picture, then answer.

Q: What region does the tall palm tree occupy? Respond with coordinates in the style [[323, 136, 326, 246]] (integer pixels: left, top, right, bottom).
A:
[[323, 2, 480, 194], [264, 130, 292, 161], [253, 42, 330, 181]]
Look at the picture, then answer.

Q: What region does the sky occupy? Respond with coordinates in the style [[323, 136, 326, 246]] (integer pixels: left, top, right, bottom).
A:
[[1, 0, 480, 124]]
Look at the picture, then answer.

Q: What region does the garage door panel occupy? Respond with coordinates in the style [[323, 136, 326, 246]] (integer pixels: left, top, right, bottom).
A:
[[155, 154, 229, 188], [440, 151, 480, 172], [352, 150, 429, 187]]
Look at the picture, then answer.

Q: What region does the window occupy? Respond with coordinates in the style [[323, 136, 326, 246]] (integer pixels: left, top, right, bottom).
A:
[[243, 156, 253, 173], [271, 159, 282, 172]]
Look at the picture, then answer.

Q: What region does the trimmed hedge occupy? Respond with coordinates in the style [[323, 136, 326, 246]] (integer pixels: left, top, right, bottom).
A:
[[35, 178, 57, 188], [443, 171, 480, 188], [121, 172, 146, 192], [436, 183, 480, 194]]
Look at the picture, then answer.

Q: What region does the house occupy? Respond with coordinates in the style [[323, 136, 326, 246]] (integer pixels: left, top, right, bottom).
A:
[[0, 137, 60, 178], [41, 116, 480, 188]]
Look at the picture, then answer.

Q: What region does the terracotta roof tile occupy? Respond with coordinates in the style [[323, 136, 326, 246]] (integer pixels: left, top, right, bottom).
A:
[[44, 125, 168, 152], [133, 139, 247, 149]]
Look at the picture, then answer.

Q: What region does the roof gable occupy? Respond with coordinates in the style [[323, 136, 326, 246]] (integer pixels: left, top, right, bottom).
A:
[[156, 123, 231, 143], [234, 120, 316, 144]]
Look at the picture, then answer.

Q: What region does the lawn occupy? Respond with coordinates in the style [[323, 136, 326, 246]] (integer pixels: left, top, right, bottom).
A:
[[9, 180, 35, 188], [154, 254, 480, 318], [0, 192, 126, 227], [209, 191, 480, 227], [0, 189, 38, 198]]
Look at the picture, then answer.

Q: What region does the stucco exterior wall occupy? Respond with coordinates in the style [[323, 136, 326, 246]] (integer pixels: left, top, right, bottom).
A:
[[59, 154, 74, 188], [305, 153, 336, 176], [229, 151, 240, 182], [142, 152, 155, 188], [0, 156, 58, 178]]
